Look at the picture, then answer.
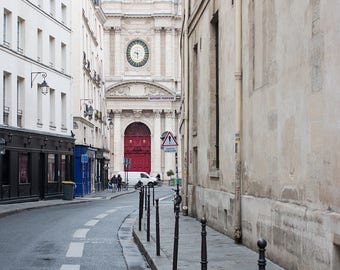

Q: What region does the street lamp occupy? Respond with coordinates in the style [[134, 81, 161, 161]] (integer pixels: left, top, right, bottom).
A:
[[31, 72, 50, 95]]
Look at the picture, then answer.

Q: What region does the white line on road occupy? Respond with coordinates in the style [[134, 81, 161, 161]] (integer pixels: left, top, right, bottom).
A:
[[159, 194, 173, 201], [106, 209, 118, 213], [84, 219, 99, 226], [95, 213, 108, 219], [60, 265, 80, 270], [73, 228, 90, 239], [66, 242, 84, 257]]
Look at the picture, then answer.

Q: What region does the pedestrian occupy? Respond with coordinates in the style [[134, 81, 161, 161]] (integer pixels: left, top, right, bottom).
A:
[[117, 174, 122, 191], [112, 174, 118, 192]]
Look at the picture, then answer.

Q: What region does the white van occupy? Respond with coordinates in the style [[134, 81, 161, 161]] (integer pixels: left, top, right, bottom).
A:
[[116, 171, 157, 188]]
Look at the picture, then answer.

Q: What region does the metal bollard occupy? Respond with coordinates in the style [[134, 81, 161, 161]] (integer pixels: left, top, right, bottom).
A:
[[257, 239, 267, 270], [147, 186, 151, 242], [156, 198, 160, 256], [138, 186, 143, 231], [172, 189, 182, 270], [145, 185, 147, 211], [201, 218, 208, 270]]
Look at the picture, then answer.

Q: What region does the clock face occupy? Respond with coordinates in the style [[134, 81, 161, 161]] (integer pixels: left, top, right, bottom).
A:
[[126, 40, 149, 67]]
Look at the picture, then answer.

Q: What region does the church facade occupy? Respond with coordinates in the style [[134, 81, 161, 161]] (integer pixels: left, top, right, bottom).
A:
[[101, 0, 182, 179]]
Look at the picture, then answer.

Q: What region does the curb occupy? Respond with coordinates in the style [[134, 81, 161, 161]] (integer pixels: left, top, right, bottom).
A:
[[132, 218, 172, 270], [0, 199, 89, 219], [0, 189, 136, 219]]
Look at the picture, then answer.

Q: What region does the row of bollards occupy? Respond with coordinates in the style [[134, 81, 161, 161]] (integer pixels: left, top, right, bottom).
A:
[[138, 186, 268, 270]]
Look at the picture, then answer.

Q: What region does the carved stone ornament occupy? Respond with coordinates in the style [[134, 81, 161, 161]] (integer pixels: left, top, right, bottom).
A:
[[133, 110, 143, 118], [145, 85, 165, 96], [108, 86, 130, 96]]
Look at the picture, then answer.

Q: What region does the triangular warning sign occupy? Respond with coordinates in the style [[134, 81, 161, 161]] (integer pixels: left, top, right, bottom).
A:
[[162, 132, 178, 147]]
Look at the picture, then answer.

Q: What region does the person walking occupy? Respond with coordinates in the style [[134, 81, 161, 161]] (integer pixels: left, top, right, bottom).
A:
[[117, 174, 122, 191]]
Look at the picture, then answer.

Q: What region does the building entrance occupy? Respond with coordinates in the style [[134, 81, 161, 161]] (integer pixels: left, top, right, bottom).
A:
[[124, 122, 151, 173]]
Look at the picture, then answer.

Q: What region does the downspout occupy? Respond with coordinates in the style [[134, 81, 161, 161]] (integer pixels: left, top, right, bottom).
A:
[[181, 0, 190, 216], [234, 0, 242, 243]]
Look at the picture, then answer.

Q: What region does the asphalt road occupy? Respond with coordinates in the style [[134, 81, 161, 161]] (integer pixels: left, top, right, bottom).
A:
[[0, 187, 174, 270]]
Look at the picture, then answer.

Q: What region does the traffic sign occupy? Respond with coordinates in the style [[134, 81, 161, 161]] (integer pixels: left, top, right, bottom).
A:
[[161, 132, 178, 147]]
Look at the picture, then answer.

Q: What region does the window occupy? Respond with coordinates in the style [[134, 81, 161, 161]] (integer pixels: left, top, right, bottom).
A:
[[49, 35, 55, 67], [3, 9, 11, 47], [50, 0, 55, 17], [83, 127, 87, 144], [19, 153, 29, 184], [49, 88, 55, 128], [37, 29, 42, 62], [48, 154, 56, 182], [61, 42, 66, 73], [61, 92, 66, 130], [17, 17, 25, 54], [17, 76, 24, 127], [192, 43, 198, 134], [61, 3, 67, 24], [3, 71, 11, 125], [38, 0, 44, 8], [210, 11, 220, 170]]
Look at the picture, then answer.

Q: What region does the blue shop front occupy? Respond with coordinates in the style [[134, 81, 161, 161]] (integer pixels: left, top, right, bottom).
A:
[[74, 145, 96, 196]]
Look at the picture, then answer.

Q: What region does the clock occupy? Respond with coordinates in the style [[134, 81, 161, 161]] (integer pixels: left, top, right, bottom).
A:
[[126, 40, 149, 67]]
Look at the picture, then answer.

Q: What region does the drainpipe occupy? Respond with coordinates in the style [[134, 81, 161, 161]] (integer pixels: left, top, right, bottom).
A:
[[181, 0, 189, 216], [234, 0, 242, 243]]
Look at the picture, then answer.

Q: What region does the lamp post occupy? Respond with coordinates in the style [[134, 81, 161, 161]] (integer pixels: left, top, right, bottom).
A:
[[31, 72, 50, 95]]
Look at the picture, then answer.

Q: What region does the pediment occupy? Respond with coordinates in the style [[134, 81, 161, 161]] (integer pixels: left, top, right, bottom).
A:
[[106, 81, 174, 98]]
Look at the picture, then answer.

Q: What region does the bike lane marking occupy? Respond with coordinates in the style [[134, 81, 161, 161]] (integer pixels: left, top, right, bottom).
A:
[[84, 219, 99, 226], [60, 265, 80, 270], [95, 213, 108, 219], [66, 242, 84, 257], [73, 228, 90, 239]]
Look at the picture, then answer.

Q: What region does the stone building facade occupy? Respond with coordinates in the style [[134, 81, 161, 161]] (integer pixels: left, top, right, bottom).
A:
[[180, 1, 340, 269], [102, 0, 182, 179], [71, 0, 110, 195], [0, 0, 74, 201]]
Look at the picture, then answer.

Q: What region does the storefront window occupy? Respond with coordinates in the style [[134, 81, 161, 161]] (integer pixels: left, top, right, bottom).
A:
[[18, 152, 29, 184], [61, 155, 66, 181], [48, 154, 56, 182]]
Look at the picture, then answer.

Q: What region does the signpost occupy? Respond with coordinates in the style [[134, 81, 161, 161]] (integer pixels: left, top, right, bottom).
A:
[[160, 131, 181, 270]]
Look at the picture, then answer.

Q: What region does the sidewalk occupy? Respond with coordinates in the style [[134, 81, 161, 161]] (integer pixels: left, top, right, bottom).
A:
[[133, 201, 285, 270], [0, 189, 135, 218]]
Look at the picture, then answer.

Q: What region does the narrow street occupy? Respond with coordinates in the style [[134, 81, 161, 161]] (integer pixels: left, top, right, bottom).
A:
[[0, 187, 172, 270]]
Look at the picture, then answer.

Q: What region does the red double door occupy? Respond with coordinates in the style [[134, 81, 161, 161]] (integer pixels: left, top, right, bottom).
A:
[[124, 122, 151, 174]]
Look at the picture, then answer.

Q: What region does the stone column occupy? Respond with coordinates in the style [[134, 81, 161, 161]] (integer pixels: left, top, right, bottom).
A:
[[152, 110, 162, 174], [114, 27, 122, 76], [113, 110, 123, 171], [153, 28, 161, 76], [165, 28, 173, 77]]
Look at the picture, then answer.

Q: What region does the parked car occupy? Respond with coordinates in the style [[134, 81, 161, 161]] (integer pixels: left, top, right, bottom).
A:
[[116, 171, 157, 189]]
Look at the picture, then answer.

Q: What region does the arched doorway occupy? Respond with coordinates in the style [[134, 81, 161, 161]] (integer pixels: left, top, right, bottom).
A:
[[124, 122, 151, 173]]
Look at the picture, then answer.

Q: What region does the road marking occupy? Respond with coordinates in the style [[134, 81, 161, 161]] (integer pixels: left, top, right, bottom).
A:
[[106, 209, 118, 213], [73, 228, 90, 239], [85, 219, 99, 226], [66, 242, 84, 257], [60, 265, 80, 270], [95, 213, 108, 219], [159, 194, 173, 201]]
